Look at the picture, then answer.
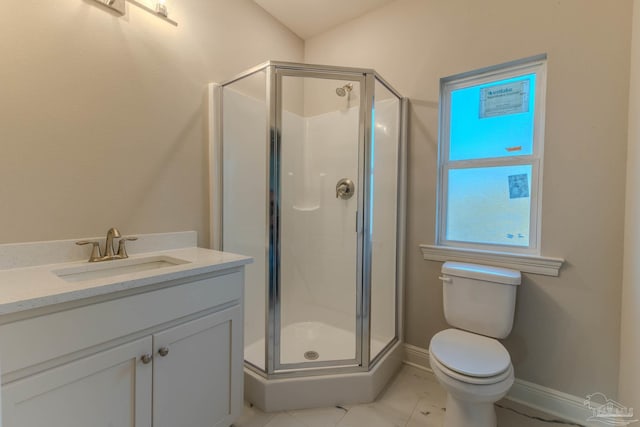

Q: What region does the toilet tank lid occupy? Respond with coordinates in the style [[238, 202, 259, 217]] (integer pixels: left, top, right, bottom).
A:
[[442, 262, 521, 285]]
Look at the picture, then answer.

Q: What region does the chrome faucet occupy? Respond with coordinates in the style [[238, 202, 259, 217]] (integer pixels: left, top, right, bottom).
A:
[[76, 228, 138, 262]]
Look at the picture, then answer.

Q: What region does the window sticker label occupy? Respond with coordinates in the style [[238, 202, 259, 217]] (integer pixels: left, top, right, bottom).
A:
[[508, 174, 529, 199], [480, 80, 530, 118]]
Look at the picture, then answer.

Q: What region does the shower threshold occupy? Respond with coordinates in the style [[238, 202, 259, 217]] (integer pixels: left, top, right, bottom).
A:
[[244, 340, 403, 412]]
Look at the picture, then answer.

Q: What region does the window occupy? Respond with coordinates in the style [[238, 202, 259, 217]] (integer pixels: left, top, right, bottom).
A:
[[437, 55, 546, 254]]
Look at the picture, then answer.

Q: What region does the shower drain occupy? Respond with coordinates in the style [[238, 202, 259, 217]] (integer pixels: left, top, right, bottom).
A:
[[304, 351, 319, 360]]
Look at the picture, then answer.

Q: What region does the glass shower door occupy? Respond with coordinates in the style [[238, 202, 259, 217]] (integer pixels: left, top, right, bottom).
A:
[[274, 71, 365, 370]]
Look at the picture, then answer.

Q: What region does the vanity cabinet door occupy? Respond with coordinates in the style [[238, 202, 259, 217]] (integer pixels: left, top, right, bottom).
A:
[[2, 337, 153, 427], [153, 305, 243, 427]]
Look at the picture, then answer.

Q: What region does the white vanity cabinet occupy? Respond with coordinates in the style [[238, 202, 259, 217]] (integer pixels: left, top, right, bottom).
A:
[[0, 265, 245, 427], [153, 305, 242, 427], [3, 336, 153, 427]]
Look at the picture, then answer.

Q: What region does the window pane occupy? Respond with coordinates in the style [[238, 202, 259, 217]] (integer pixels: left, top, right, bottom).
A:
[[446, 165, 532, 247], [449, 74, 536, 161]]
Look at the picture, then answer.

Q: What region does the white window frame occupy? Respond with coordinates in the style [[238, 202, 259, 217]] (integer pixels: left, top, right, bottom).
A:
[[436, 55, 547, 255]]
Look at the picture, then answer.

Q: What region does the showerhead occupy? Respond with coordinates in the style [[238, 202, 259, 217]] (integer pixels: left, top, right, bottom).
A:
[[336, 83, 353, 97]]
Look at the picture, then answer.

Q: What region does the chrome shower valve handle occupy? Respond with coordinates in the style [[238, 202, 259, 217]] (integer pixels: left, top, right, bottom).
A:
[[336, 178, 355, 200]]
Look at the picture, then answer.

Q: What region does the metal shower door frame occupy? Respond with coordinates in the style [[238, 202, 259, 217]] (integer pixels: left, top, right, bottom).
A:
[[267, 65, 372, 374], [215, 61, 406, 379]]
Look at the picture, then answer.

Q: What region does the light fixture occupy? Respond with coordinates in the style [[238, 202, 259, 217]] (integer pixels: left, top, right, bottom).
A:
[[155, 0, 168, 17], [94, 0, 126, 15], [92, 0, 177, 26]]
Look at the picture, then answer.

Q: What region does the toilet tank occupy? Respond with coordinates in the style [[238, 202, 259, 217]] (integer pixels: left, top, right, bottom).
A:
[[441, 262, 521, 339]]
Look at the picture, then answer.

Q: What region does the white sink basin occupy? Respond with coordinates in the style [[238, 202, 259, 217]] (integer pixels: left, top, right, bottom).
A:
[[54, 256, 191, 283]]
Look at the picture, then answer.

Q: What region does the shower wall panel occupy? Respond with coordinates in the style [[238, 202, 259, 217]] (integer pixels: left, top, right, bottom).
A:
[[222, 86, 267, 368], [280, 98, 399, 357], [280, 106, 359, 333]]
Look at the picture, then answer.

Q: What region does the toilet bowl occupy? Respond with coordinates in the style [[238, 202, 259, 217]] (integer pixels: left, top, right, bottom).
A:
[[429, 329, 514, 427], [429, 262, 521, 427]]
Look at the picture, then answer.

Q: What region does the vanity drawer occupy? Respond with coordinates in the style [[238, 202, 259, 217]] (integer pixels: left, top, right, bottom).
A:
[[0, 270, 243, 377]]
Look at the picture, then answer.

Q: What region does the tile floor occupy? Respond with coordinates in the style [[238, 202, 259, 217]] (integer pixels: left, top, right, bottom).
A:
[[233, 365, 583, 427]]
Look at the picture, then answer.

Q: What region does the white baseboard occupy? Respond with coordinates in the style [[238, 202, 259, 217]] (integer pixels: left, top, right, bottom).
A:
[[402, 343, 597, 427], [404, 343, 432, 372]]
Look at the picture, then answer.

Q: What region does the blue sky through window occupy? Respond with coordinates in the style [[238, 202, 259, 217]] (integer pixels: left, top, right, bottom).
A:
[[446, 165, 532, 246], [449, 74, 536, 161]]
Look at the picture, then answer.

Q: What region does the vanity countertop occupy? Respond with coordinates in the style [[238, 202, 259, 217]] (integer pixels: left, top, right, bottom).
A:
[[0, 247, 252, 316]]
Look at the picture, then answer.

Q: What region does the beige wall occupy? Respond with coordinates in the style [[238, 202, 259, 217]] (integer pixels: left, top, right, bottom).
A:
[[0, 0, 303, 246], [2, 0, 633, 401], [620, 0, 640, 411], [305, 0, 632, 397]]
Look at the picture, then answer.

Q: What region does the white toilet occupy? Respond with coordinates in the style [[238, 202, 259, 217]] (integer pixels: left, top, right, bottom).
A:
[[429, 262, 521, 427]]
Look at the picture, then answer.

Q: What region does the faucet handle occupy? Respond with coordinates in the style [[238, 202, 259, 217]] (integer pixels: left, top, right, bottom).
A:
[[117, 236, 138, 258], [76, 240, 102, 262]]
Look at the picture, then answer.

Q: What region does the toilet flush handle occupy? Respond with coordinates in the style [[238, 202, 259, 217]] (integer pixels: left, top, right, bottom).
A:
[[438, 276, 452, 284]]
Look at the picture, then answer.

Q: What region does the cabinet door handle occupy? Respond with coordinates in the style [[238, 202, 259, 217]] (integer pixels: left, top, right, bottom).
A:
[[158, 347, 169, 357], [140, 353, 153, 364]]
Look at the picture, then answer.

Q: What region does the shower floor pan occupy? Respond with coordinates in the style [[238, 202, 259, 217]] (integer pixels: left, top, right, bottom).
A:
[[244, 321, 387, 367]]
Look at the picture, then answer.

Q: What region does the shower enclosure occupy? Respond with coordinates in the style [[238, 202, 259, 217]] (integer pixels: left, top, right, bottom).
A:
[[212, 61, 406, 410]]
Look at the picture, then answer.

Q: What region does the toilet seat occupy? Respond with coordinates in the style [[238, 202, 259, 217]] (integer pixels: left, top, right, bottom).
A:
[[430, 352, 513, 385], [430, 329, 511, 385]]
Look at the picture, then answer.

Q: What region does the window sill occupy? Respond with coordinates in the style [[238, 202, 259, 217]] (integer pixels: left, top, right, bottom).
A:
[[419, 244, 564, 277]]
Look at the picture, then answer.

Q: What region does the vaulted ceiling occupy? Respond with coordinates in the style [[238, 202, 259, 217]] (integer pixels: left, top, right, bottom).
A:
[[253, 0, 396, 40]]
